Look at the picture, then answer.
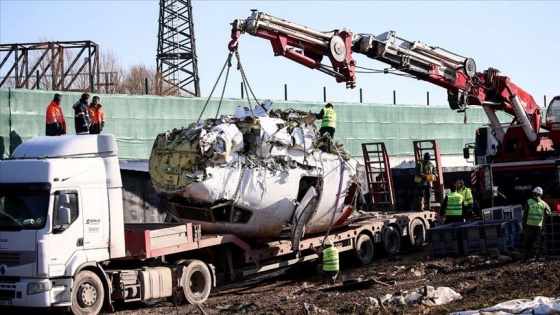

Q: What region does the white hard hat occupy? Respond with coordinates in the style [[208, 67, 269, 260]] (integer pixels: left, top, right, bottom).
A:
[[325, 238, 334, 247], [533, 187, 543, 195]]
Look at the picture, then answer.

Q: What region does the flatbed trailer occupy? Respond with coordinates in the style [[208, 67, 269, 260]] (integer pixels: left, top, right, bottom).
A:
[[107, 210, 437, 304]]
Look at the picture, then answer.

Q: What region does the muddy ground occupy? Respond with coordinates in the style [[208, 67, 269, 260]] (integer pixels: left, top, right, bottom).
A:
[[108, 245, 560, 315]]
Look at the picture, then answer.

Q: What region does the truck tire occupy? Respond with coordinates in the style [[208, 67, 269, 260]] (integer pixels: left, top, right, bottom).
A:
[[409, 218, 426, 247], [383, 226, 401, 256], [354, 233, 374, 265], [70, 270, 104, 315], [180, 259, 212, 305]]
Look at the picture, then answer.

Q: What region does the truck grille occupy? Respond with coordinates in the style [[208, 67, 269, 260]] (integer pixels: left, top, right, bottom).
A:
[[0, 289, 15, 299], [0, 251, 35, 267], [0, 253, 19, 267]]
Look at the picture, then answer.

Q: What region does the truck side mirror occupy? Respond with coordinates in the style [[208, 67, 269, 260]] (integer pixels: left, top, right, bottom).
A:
[[58, 194, 70, 205], [58, 207, 71, 225], [463, 147, 470, 159]]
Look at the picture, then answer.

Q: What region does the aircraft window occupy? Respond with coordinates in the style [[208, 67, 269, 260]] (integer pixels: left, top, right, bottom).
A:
[[212, 206, 231, 222], [231, 207, 252, 223], [173, 205, 213, 222], [212, 205, 252, 223]]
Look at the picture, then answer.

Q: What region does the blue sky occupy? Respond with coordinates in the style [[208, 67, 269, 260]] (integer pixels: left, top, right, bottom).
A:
[[1, 0, 559, 107]]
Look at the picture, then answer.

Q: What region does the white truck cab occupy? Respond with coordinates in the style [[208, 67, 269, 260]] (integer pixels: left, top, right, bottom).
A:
[[0, 134, 125, 310]]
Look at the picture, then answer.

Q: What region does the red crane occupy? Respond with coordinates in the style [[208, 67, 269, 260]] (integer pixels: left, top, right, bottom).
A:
[[229, 10, 556, 163]]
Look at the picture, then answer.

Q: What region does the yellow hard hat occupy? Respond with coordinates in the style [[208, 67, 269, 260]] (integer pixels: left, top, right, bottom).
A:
[[426, 174, 435, 182]]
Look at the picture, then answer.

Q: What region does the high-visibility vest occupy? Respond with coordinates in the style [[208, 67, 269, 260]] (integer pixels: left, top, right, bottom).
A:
[[457, 187, 473, 206], [445, 192, 464, 216], [526, 198, 548, 227], [414, 161, 435, 184], [321, 108, 337, 128], [88, 105, 105, 124], [322, 246, 339, 272], [46, 101, 64, 124]]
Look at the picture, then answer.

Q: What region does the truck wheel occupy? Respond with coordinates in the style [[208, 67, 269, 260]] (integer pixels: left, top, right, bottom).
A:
[[354, 233, 374, 265], [409, 218, 426, 247], [383, 226, 401, 256], [181, 260, 212, 305], [71, 270, 104, 315]]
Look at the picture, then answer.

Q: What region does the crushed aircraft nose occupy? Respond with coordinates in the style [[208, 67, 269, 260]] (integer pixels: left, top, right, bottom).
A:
[[149, 100, 362, 240]]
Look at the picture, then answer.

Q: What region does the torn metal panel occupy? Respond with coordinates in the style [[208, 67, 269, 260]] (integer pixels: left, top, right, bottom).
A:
[[149, 101, 362, 240], [291, 186, 320, 251]]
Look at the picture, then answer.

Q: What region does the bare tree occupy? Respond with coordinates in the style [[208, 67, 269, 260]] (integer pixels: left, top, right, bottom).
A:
[[98, 50, 122, 94], [116, 64, 179, 96], [117, 64, 152, 95]]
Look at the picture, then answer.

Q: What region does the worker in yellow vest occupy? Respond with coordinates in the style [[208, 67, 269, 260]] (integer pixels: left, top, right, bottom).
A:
[[315, 102, 337, 152], [456, 179, 474, 218], [314, 238, 339, 285], [439, 184, 465, 224], [522, 187, 551, 261], [414, 152, 437, 211]]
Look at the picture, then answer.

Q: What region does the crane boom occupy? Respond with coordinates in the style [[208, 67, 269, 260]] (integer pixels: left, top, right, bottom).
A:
[[230, 10, 555, 163], [229, 10, 357, 88]]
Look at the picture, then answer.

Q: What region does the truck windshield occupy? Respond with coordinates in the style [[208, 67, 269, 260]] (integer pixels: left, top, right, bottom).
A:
[[0, 183, 50, 230]]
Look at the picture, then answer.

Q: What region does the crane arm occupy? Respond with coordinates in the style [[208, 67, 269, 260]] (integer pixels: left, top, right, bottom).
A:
[[229, 10, 548, 161], [352, 32, 542, 145], [229, 10, 357, 88]]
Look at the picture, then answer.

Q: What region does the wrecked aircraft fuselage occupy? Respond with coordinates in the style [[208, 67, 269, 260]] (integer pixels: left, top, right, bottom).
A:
[[149, 102, 362, 243]]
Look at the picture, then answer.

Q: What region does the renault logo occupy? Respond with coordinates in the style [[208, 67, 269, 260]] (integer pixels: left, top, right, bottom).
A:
[[0, 265, 6, 275]]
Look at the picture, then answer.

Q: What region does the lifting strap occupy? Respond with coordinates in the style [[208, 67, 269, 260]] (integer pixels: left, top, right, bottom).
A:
[[197, 48, 261, 123]]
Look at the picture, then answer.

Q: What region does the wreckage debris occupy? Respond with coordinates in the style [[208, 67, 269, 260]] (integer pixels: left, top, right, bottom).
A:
[[149, 101, 361, 239]]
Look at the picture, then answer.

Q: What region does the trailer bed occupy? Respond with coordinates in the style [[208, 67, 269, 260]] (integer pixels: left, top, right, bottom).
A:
[[121, 211, 437, 264]]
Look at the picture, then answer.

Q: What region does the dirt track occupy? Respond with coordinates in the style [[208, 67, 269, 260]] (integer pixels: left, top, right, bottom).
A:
[[106, 246, 560, 315]]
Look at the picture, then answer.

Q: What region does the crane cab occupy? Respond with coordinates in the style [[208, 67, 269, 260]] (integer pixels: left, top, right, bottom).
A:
[[545, 96, 560, 150]]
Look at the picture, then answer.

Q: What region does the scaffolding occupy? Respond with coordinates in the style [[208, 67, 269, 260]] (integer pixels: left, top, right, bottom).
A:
[[0, 41, 100, 92], [156, 0, 200, 97]]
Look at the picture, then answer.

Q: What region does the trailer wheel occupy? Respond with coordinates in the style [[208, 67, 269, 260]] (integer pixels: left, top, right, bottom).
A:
[[180, 260, 212, 305], [409, 218, 426, 247], [354, 234, 374, 265], [383, 226, 401, 256], [70, 270, 104, 315]]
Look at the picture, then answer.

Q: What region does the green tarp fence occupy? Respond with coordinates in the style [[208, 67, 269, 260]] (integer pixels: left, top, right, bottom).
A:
[[0, 88, 507, 160]]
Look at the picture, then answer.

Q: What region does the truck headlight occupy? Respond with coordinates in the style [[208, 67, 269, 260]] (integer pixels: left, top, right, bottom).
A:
[[27, 281, 51, 295]]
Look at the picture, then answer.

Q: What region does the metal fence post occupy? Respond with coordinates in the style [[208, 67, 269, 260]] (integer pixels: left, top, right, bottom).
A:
[[360, 88, 363, 103]]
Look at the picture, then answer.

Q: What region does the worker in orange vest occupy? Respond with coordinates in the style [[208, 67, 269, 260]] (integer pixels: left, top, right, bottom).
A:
[[88, 96, 106, 134], [45, 93, 66, 136]]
